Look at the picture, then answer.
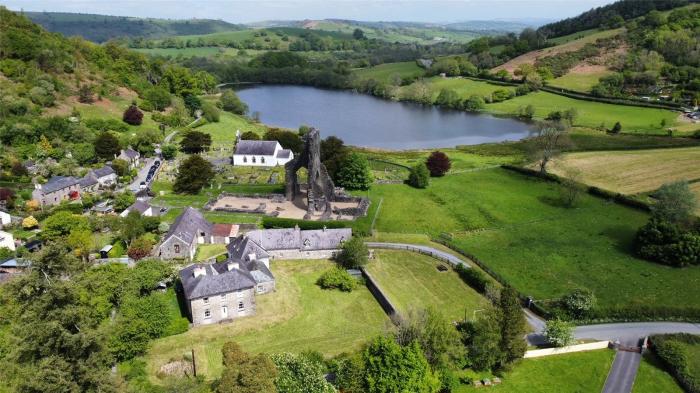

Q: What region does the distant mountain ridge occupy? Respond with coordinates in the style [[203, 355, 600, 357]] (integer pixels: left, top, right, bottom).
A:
[[23, 11, 243, 42], [248, 18, 536, 33]]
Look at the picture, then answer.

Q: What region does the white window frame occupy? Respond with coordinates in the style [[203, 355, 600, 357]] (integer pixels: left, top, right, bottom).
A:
[[238, 301, 245, 310], [204, 309, 211, 319]]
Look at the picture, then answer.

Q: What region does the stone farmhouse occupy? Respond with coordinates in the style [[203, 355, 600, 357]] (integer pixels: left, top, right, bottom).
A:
[[117, 148, 140, 170], [178, 224, 351, 326], [179, 262, 258, 326], [233, 140, 294, 167], [32, 176, 81, 207], [79, 166, 117, 193], [158, 207, 238, 261]]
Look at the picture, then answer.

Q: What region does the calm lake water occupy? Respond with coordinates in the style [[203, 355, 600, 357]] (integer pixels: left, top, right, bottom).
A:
[[236, 85, 535, 150]]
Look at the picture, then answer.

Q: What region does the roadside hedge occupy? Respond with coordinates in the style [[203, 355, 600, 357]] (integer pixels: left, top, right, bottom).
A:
[[454, 263, 490, 294], [650, 334, 700, 393]]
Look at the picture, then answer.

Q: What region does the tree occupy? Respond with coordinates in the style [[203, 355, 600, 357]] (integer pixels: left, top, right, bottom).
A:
[[336, 153, 373, 190], [119, 212, 145, 248], [111, 158, 129, 177], [71, 142, 96, 165], [67, 229, 94, 261], [353, 28, 365, 40], [264, 129, 303, 154], [114, 191, 136, 212], [77, 84, 94, 104], [201, 100, 220, 122], [240, 131, 260, 140], [180, 131, 212, 154], [362, 336, 440, 393], [42, 211, 90, 240], [173, 154, 214, 194], [651, 181, 697, 225], [544, 319, 574, 347], [144, 87, 171, 111], [463, 95, 485, 111], [321, 136, 349, 181], [94, 132, 121, 160], [220, 90, 248, 115], [218, 342, 277, 393], [271, 353, 336, 393], [559, 168, 584, 208], [611, 121, 622, 134], [408, 162, 430, 189], [161, 144, 178, 160], [0, 188, 15, 209], [127, 236, 154, 261], [11, 161, 28, 177], [122, 105, 144, 126], [337, 237, 368, 269], [530, 124, 569, 174], [562, 108, 578, 126], [317, 268, 357, 292], [22, 216, 38, 229], [462, 307, 501, 371], [561, 288, 596, 319], [435, 89, 460, 109], [498, 286, 527, 366], [394, 308, 465, 371], [425, 151, 451, 177]]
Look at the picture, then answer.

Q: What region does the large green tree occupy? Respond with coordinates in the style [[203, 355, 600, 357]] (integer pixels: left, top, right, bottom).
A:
[[271, 353, 335, 393], [336, 153, 373, 191], [218, 342, 277, 393], [94, 132, 121, 161], [497, 286, 527, 367], [179, 131, 212, 154], [220, 90, 248, 115], [173, 154, 214, 194]]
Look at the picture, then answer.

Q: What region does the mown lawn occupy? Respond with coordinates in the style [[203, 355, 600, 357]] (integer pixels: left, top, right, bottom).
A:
[[369, 168, 700, 309], [365, 250, 488, 322], [144, 259, 389, 381], [548, 70, 613, 93], [194, 244, 228, 261], [487, 91, 678, 134], [354, 61, 425, 83], [632, 353, 684, 393], [455, 350, 615, 393]]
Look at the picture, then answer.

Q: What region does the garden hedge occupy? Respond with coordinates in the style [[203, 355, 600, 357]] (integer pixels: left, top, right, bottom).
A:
[[650, 334, 700, 393]]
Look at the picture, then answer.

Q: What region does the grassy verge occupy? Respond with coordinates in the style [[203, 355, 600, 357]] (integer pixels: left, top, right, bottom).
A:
[[632, 353, 684, 393], [144, 259, 389, 381], [364, 250, 488, 322], [455, 349, 615, 392]]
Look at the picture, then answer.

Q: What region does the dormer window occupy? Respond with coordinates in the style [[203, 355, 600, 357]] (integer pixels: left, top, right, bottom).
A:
[[303, 238, 311, 248]]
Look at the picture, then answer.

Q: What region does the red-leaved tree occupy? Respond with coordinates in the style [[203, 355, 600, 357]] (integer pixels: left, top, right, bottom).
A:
[[425, 151, 451, 177], [122, 105, 144, 125]]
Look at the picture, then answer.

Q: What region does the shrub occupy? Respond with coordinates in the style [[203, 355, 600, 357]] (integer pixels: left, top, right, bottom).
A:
[[160, 144, 177, 160], [337, 237, 368, 269], [271, 352, 335, 393], [425, 151, 451, 177], [408, 162, 430, 189], [651, 334, 700, 393], [241, 131, 260, 140], [77, 84, 94, 104], [127, 236, 154, 261], [122, 105, 144, 126], [611, 121, 622, 134], [544, 319, 574, 347], [317, 268, 358, 292], [561, 288, 596, 319], [22, 216, 39, 229], [201, 100, 220, 122], [463, 95, 485, 111], [454, 264, 490, 293], [220, 89, 248, 115]]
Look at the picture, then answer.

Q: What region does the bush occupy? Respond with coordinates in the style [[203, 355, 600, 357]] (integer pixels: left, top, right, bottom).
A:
[[317, 268, 358, 292], [561, 288, 596, 319], [651, 334, 700, 393], [635, 218, 700, 267], [241, 131, 260, 140], [463, 95, 485, 111], [122, 105, 144, 126], [201, 100, 220, 123], [425, 151, 451, 177], [408, 162, 430, 189], [544, 319, 574, 347], [611, 121, 622, 134], [337, 237, 368, 269], [454, 264, 490, 294], [220, 89, 248, 115]]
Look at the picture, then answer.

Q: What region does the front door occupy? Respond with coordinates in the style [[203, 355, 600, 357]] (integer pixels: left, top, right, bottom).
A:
[[221, 306, 228, 318]]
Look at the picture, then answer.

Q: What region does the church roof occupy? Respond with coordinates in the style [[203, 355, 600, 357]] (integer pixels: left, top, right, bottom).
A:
[[234, 140, 279, 156]]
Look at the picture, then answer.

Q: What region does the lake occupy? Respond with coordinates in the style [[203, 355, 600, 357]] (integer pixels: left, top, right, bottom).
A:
[[236, 85, 535, 150]]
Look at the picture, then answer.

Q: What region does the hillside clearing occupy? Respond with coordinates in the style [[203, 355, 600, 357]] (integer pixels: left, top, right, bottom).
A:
[[549, 147, 700, 195], [547, 67, 613, 92]]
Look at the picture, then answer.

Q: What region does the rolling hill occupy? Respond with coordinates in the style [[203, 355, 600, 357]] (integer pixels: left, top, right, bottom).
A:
[[22, 11, 243, 42]]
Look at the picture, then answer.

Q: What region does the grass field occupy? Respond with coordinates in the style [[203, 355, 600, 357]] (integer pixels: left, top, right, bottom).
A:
[[548, 69, 613, 93], [354, 61, 425, 83], [145, 259, 389, 380], [368, 168, 700, 309], [549, 147, 700, 195], [419, 77, 516, 100], [487, 91, 678, 134], [365, 250, 488, 322], [193, 110, 269, 147], [362, 147, 521, 173], [632, 353, 684, 393], [455, 349, 615, 392], [133, 47, 239, 57]]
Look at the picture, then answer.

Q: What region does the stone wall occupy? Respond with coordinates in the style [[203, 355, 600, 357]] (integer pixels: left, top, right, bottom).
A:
[[267, 249, 340, 260]]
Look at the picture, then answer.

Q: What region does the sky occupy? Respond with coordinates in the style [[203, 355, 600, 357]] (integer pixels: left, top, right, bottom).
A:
[[2, 0, 617, 24]]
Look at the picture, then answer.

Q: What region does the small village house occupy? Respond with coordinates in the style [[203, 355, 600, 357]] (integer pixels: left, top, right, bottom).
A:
[[0, 230, 16, 251], [117, 148, 141, 170], [120, 200, 156, 217], [32, 176, 81, 207], [158, 207, 212, 261], [233, 140, 294, 167]]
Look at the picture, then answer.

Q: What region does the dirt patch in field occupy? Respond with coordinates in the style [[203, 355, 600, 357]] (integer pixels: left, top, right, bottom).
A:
[[114, 86, 138, 101]]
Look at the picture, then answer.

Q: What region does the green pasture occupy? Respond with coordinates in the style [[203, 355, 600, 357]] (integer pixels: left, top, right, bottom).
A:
[[354, 61, 425, 83], [548, 70, 613, 93]]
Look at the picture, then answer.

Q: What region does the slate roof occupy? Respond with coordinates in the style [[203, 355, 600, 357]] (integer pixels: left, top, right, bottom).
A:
[[126, 200, 152, 215], [227, 236, 270, 262], [120, 148, 140, 160], [93, 166, 115, 178], [245, 228, 352, 251], [276, 149, 292, 159], [164, 207, 212, 245], [179, 263, 256, 299], [41, 176, 80, 194], [234, 140, 279, 156], [0, 258, 29, 268], [79, 174, 98, 188], [240, 259, 275, 283]]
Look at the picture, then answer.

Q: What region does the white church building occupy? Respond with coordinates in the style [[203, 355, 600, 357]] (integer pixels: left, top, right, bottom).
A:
[[232, 133, 294, 167]]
